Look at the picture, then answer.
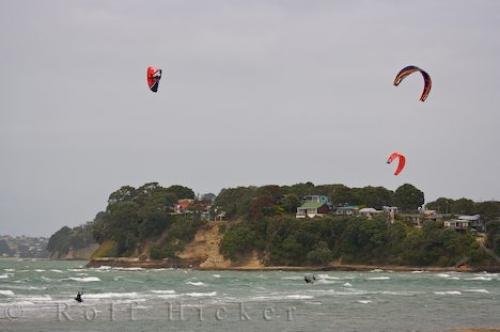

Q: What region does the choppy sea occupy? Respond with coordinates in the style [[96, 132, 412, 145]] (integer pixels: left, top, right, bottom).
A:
[[0, 259, 499, 331]]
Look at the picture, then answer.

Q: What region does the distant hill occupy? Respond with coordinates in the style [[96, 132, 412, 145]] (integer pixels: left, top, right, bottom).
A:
[[0, 235, 49, 258]]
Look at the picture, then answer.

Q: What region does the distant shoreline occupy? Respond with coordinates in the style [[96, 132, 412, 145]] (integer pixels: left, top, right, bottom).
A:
[[86, 258, 500, 272]]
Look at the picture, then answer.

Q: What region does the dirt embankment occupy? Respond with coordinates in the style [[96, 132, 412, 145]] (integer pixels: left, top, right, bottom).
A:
[[50, 243, 99, 260]]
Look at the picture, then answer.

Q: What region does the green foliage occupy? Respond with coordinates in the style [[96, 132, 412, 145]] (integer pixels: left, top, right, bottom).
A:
[[394, 183, 425, 212], [166, 185, 195, 200], [47, 223, 95, 256], [91, 183, 197, 256], [220, 214, 484, 267], [306, 241, 332, 264], [220, 223, 258, 261]]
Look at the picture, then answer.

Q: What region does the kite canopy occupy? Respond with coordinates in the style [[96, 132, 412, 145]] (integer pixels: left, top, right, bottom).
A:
[[393, 65, 432, 102], [146, 66, 162, 93], [387, 152, 406, 176]]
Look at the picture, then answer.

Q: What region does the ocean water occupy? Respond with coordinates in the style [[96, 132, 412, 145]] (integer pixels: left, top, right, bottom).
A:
[[0, 259, 499, 331]]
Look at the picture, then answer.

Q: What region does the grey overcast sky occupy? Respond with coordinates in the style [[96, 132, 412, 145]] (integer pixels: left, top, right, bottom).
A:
[[1, 1, 499, 236]]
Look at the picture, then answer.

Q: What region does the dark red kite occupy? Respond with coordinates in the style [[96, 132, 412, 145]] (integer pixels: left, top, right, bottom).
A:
[[387, 152, 406, 176], [393, 65, 432, 102], [146, 66, 162, 93]]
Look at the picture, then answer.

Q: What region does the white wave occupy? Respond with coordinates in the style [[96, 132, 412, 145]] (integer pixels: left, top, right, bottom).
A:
[[464, 288, 489, 294], [151, 290, 176, 294], [113, 267, 144, 271], [212, 274, 221, 278], [357, 300, 372, 304], [4, 268, 15, 272], [157, 294, 181, 299], [285, 294, 314, 300], [321, 288, 367, 296], [380, 291, 419, 296], [186, 292, 217, 297], [317, 274, 339, 280], [370, 269, 384, 272], [50, 269, 63, 273], [343, 282, 352, 287], [434, 291, 461, 295], [96, 266, 111, 270], [186, 281, 206, 286], [0, 290, 15, 296], [68, 277, 101, 282], [34, 269, 46, 272], [411, 270, 424, 274], [84, 292, 138, 299], [251, 294, 313, 301], [16, 295, 53, 302], [367, 276, 390, 280], [1, 285, 46, 291], [0, 273, 10, 279], [466, 276, 492, 281]]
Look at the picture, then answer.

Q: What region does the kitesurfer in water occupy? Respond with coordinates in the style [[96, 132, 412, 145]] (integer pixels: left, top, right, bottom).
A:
[[75, 291, 83, 303]]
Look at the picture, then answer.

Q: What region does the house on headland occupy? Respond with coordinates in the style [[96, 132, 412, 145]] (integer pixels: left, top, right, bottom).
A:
[[335, 205, 359, 216], [444, 215, 484, 232], [296, 195, 332, 219]]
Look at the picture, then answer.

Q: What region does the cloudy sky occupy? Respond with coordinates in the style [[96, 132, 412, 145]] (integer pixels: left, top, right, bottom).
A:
[[1, 1, 499, 236]]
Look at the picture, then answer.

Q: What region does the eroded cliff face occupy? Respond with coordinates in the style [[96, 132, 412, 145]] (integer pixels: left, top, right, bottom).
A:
[[87, 221, 265, 269], [50, 243, 99, 260], [176, 221, 264, 269]]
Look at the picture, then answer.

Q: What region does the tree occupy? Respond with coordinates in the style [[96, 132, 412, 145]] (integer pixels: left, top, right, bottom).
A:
[[426, 197, 454, 214], [166, 185, 195, 199], [394, 184, 424, 211], [451, 198, 475, 215]]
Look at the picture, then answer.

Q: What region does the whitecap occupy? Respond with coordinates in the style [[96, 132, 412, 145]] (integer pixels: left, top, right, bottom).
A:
[[285, 294, 314, 300], [33, 269, 46, 272], [16, 295, 53, 302], [185, 292, 216, 297], [343, 282, 352, 287], [157, 294, 181, 299], [434, 291, 461, 295], [212, 274, 221, 278], [0, 290, 15, 296], [464, 289, 489, 294], [186, 281, 206, 287], [50, 269, 63, 273], [437, 273, 451, 278], [368, 276, 390, 280], [370, 269, 383, 272], [0, 273, 10, 279], [411, 270, 424, 274], [151, 290, 176, 294], [465, 276, 492, 281], [68, 277, 101, 282], [113, 267, 144, 271], [317, 274, 339, 280], [4, 268, 15, 272], [357, 300, 372, 304], [84, 292, 138, 299]]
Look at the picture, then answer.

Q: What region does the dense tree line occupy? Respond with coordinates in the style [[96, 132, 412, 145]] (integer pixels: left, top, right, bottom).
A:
[[214, 182, 425, 220], [220, 216, 490, 267]]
